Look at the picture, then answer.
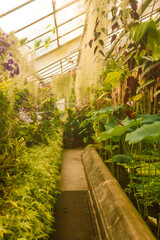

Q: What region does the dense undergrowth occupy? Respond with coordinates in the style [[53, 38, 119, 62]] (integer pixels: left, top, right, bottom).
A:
[[0, 30, 63, 239], [0, 137, 62, 240]]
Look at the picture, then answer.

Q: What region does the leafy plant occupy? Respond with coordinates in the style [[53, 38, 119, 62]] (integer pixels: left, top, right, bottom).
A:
[[0, 137, 62, 240], [126, 121, 160, 144]]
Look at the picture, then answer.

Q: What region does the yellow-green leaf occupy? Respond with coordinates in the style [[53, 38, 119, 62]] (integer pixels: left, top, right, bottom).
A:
[[34, 40, 41, 50], [44, 37, 51, 48], [52, 27, 55, 34], [20, 37, 28, 46]]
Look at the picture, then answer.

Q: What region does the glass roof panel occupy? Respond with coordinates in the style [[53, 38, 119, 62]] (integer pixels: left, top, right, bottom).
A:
[[35, 40, 58, 57], [58, 14, 85, 37], [59, 26, 84, 45], [0, 0, 86, 67], [16, 15, 55, 42], [55, 0, 73, 9], [0, 0, 28, 15], [39, 62, 61, 76], [56, 0, 85, 25], [0, 0, 53, 33]]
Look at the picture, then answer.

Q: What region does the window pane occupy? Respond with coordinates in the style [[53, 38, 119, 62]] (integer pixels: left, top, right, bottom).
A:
[[16, 15, 55, 42], [59, 26, 83, 45], [0, 0, 28, 15], [40, 62, 61, 76], [0, 0, 53, 33], [58, 14, 85, 37], [56, 0, 85, 25], [35, 40, 58, 57], [55, 0, 73, 10]]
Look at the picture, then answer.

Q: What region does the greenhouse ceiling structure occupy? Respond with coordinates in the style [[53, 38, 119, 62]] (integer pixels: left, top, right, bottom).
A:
[[0, 0, 159, 83], [0, 0, 86, 82]]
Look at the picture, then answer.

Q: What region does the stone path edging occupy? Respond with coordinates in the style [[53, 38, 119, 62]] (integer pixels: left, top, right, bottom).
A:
[[82, 147, 157, 240]]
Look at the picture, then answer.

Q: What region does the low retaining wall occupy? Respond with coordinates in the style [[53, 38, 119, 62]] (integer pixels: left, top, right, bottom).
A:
[[82, 147, 157, 240]]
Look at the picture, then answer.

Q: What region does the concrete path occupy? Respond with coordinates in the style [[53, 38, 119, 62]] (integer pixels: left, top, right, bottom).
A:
[[59, 149, 88, 191], [50, 149, 99, 240]]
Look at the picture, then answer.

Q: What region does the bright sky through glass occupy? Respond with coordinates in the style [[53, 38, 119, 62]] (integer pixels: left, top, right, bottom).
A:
[[0, 0, 86, 57]]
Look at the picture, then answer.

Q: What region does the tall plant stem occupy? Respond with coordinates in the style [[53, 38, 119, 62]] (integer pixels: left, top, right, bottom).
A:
[[110, 138, 114, 175], [130, 145, 142, 215]]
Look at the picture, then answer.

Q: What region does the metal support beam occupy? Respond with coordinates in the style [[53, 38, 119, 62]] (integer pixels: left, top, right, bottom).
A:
[[36, 25, 83, 51], [14, 0, 81, 33], [35, 36, 81, 72], [52, 0, 60, 47], [26, 11, 85, 44], [39, 53, 79, 76]]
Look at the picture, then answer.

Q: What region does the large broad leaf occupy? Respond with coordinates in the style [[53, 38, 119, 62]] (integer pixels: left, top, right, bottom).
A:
[[123, 113, 160, 125], [97, 125, 132, 142], [113, 154, 132, 163], [126, 121, 160, 144], [146, 28, 160, 61], [93, 105, 123, 115], [104, 121, 116, 131], [141, 113, 160, 124], [104, 71, 123, 89], [130, 20, 156, 43], [121, 116, 142, 126]]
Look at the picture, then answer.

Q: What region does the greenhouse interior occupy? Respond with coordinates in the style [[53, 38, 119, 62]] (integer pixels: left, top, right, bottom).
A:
[[0, 0, 160, 239]]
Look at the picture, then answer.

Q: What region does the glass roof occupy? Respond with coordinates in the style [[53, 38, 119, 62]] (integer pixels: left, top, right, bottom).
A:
[[0, 0, 86, 78]]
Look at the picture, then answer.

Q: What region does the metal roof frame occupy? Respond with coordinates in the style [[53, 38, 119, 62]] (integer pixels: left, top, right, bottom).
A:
[[0, 0, 86, 78]]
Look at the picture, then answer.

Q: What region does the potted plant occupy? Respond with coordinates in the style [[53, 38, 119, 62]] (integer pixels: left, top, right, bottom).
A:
[[63, 108, 77, 148]]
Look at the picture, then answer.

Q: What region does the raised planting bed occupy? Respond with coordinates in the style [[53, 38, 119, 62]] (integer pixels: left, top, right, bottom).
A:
[[82, 147, 157, 240]]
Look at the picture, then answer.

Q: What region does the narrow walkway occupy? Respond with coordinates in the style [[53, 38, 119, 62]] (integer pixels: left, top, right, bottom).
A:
[[50, 149, 99, 240]]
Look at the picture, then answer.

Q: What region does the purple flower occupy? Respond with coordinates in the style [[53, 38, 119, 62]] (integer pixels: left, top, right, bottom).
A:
[[0, 46, 6, 56], [0, 37, 5, 43], [2, 62, 13, 71], [3, 42, 10, 48], [14, 63, 19, 75], [4, 33, 10, 38], [34, 104, 40, 111], [2, 58, 20, 78], [11, 40, 15, 44], [7, 51, 13, 57], [8, 58, 14, 64]]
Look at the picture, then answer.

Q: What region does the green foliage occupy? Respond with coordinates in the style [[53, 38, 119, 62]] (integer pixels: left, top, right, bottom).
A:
[[104, 71, 123, 89], [0, 137, 62, 240], [44, 37, 51, 48], [113, 154, 132, 163], [19, 37, 28, 46], [34, 40, 42, 50], [63, 105, 94, 146], [130, 20, 160, 61], [126, 121, 160, 144], [130, 20, 156, 43], [52, 27, 55, 34], [97, 125, 131, 142]]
